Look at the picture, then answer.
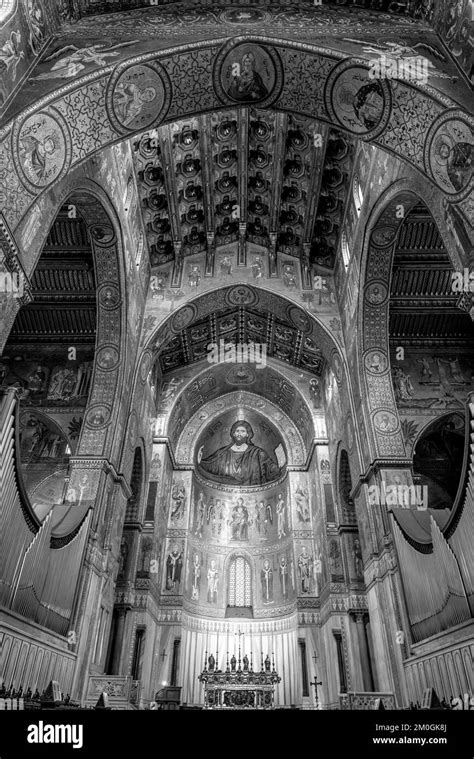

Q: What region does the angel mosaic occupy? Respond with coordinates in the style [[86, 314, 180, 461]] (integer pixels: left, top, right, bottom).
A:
[[33, 41, 138, 80], [20, 131, 61, 184], [343, 38, 457, 82]]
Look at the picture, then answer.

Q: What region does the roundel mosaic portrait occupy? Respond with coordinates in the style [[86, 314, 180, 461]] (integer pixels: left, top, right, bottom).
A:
[[325, 61, 392, 140], [13, 108, 72, 192], [106, 61, 171, 134], [214, 40, 284, 108], [219, 8, 269, 24], [424, 110, 474, 201]]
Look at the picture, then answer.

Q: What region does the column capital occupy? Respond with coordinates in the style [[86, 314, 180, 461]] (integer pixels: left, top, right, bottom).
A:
[[349, 610, 368, 624]]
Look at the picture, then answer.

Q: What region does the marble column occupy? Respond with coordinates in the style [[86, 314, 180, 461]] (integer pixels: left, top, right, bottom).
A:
[[109, 607, 130, 675], [353, 611, 375, 692]]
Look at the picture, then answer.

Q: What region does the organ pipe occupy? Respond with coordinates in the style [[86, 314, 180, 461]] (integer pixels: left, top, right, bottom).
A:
[[391, 515, 470, 643], [0, 389, 92, 636], [448, 400, 474, 613], [0, 390, 36, 607]]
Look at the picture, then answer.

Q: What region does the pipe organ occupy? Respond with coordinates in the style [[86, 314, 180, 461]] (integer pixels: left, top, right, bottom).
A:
[[448, 398, 474, 616], [0, 389, 91, 637], [391, 399, 474, 644]]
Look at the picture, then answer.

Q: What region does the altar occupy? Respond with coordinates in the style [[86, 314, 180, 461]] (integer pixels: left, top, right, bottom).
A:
[[199, 651, 281, 710]]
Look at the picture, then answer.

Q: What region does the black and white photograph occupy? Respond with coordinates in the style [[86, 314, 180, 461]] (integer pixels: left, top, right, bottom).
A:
[[0, 0, 472, 753]]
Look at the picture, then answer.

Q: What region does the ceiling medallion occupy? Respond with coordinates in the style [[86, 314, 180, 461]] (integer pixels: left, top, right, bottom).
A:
[[225, 285, 258, 306], [371, 226, 397, 247], [364, 350, 388, 375], [373, 410, 398, 435], [324, 60, 392, 141], [85, 404, 111, 429], [106, 61, 171, 135], [287, 305, 312, 335], [90, 225, 115, 245], [171, 303, 198, 332], [214, 40, 284, 109], [365, 281, 388, 305], [219, 8, 268, 24], [13, 107, 72, 193], [96, 345, 119, 371], [226, 365, 257, 385], [423, 110, 474, 202], [98, 284, 121, 309]]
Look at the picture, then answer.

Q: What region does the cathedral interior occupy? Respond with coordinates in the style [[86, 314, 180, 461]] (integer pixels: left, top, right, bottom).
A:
[[0, 0, 473, 711]]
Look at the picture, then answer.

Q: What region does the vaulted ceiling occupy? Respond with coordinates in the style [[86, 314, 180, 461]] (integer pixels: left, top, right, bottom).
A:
[[132, 108, 355, 272]]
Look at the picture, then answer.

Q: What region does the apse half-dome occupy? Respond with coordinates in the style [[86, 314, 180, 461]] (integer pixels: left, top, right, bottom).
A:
[[195, 409, 286, 487]]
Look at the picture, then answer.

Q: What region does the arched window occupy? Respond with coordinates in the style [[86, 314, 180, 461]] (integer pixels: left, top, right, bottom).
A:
[[341, 231, 350, 270], [228, 555, 252, 609], [353, 176, 364, 216]]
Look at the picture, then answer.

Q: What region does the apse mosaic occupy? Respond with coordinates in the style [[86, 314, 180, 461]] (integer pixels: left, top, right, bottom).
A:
[[167, 474, 189, 527], [195, 410, 286, 487], [292, 476, 312, 528], [185, 534, 297, 613], [162, 538, 185, 595], [293, 538, 319, 597], [190, 477, 290, 547]]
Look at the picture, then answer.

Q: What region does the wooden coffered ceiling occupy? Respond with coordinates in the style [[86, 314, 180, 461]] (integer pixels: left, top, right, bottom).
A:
[[156, 303, 324, 376], [132, 107, 355, 272], [69, 0, 419, 20], [5, 206, 96, 347], [389, 204, 474, 346]]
